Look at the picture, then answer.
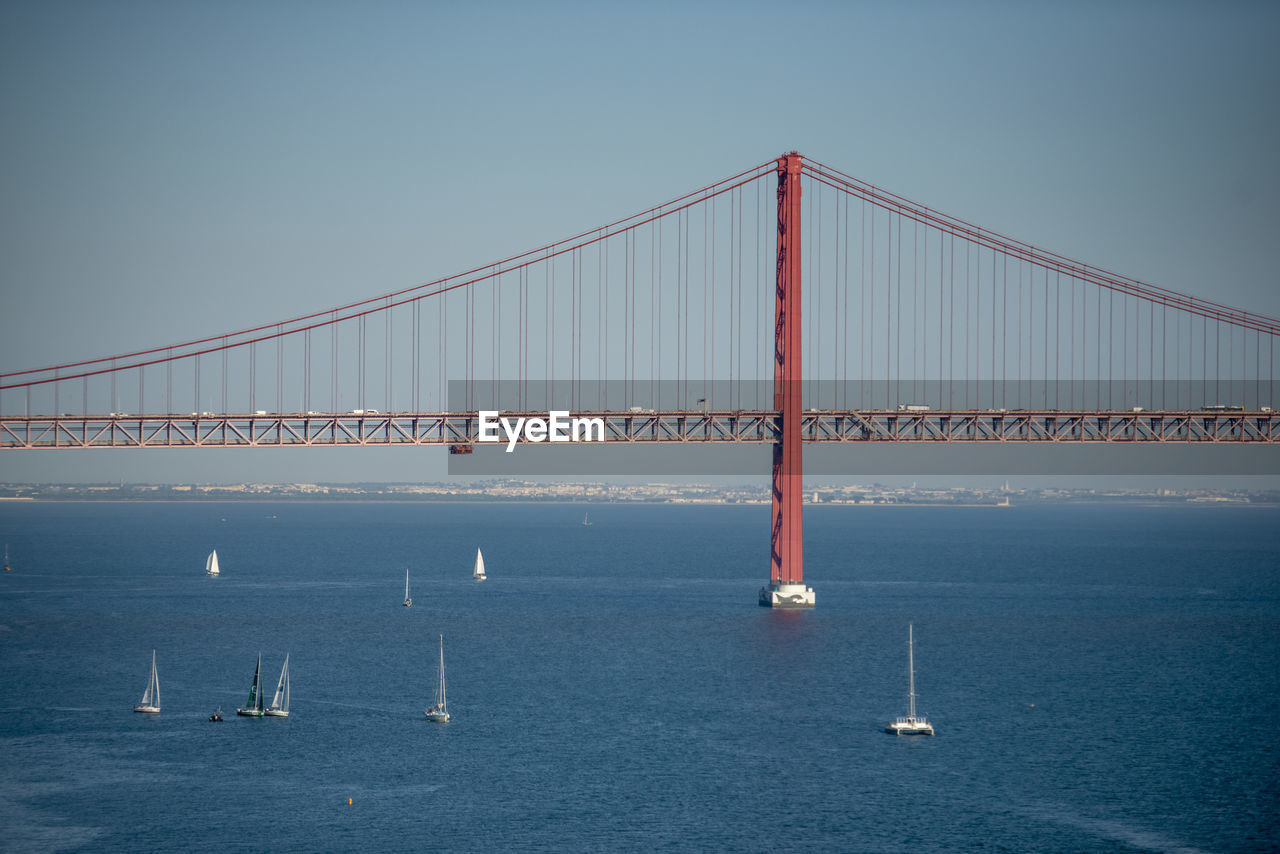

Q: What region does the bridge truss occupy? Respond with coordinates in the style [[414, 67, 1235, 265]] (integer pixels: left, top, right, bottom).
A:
[[4, 408, 1276, 450]]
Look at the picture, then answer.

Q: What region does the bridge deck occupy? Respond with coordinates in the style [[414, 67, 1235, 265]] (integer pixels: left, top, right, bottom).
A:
[[2, 410, 1277, 449]]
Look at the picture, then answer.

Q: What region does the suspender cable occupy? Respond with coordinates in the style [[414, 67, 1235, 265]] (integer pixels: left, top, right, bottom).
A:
[[870, 204, 876, 408], [897, 212, 904, 404]]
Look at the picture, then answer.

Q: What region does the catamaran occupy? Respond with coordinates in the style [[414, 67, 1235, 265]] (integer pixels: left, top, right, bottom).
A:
[[132, 650, 161, 713], [236, 653, 265, 717], [472, 548, 486, 582], [886, 623, 934, 736], [264, 653, 290, 717], [205, 549, 220, 577], [425, 635, 450, 722], [403, 569, 412, 607]]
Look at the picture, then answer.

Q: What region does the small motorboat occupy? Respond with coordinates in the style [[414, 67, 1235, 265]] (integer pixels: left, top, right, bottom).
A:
[[209, 708, 223, 722]]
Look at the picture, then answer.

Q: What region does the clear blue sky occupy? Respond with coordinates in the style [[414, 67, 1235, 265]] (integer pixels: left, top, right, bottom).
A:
[[2, 1, 1278, 484]]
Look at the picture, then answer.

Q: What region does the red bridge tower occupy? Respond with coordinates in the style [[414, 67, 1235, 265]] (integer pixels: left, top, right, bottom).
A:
[[760, 152, 815, 608]]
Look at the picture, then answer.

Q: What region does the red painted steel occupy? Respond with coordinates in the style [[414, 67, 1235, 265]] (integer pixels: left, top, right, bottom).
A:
[[770, 153, 804, 586], [4, 410, 1278, 450]]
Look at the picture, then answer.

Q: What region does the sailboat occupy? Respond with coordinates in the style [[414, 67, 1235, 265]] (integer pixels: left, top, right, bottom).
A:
[[424, 634, 450, 722], [205, 549, 220, 577], [4, 544, 11, 571], [886, 623, 934, 736], [472, 548, 486, 582], [264, 653, 290, 717], [403, 569, 412, 607], [236, 652, 265, 717], [581, 512, 592, 527], [132, 650, 161, 713]]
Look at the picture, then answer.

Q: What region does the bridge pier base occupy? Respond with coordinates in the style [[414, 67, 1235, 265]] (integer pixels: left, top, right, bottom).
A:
[[758, 581, 816, 608]]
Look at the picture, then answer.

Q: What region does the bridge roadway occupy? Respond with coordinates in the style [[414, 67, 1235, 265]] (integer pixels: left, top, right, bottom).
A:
[[2, 409, 1277, 449]]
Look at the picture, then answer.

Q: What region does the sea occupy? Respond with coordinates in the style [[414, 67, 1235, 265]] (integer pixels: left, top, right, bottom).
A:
[[0, 499, 1277, 853]]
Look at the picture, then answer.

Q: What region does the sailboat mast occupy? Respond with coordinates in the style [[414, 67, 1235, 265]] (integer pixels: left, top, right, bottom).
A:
[[907, 623, 917, 720], [439, 635, 446, 709]]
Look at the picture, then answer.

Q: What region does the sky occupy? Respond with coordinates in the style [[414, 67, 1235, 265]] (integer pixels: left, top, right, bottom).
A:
[[1, 0, 1278, 485]]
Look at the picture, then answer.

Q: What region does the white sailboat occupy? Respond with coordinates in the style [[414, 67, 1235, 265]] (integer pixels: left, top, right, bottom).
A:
[[425, 634, 450, 722], [205, 549, 220, 577], [886, 623, 934, 736], [132, 649, 161, 713], [472, 548, 486, 582], [264, 653, 290, 717], [236, 652, 265, 717], [582, 511, 592, 526], [403, 569, 412, 607]]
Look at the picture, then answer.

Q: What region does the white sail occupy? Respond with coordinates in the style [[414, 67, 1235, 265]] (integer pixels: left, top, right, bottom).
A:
[[266, 653, 290, 717], [205, 549, 220, 576], [403, 569, 412, 606], [133, 650, 161, 713], [145, 651, 159, 707], [473, 548, 486, 581], [437, 636, 447, 712]]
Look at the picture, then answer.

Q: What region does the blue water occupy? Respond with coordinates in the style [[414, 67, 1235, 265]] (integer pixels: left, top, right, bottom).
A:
[[0, 500, 1277, 852]]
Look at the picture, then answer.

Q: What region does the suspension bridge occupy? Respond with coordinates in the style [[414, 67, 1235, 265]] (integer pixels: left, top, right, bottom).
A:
[[3, 152, 1278, 606]]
